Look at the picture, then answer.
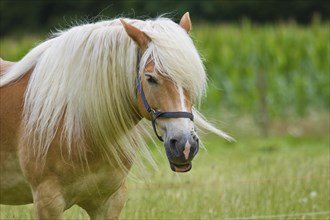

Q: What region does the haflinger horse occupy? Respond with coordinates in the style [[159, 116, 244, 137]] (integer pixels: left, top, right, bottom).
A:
[[0, 12, 232, 219]]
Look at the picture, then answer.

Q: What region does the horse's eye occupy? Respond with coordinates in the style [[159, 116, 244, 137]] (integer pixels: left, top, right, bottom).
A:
[[145, 74, 158, 85]]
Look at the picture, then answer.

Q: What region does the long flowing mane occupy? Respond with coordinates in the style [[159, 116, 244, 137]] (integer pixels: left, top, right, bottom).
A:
[[0, 17, 232, 172]]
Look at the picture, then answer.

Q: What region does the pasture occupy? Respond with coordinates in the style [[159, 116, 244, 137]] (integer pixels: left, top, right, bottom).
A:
[[0, 21, 329, 219], [0, 135, 329, 219]]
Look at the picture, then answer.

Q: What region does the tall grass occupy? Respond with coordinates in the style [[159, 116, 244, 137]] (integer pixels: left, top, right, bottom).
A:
[[193, 21, 329, 118], [0, 21, 328, 118]]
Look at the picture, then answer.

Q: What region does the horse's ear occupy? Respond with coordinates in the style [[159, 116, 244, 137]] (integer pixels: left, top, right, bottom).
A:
[[120, 19, 150, 50], [179, 12, 192, 33]]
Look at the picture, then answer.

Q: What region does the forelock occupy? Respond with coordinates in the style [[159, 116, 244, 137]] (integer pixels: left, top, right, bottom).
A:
[[138, 18, 207, 104]]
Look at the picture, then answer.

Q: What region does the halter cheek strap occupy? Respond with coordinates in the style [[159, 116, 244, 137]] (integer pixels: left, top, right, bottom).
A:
[[137, 77, 194, 142]]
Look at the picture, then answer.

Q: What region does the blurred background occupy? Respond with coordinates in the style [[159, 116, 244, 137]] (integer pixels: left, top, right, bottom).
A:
[[0, 0, 329, 139], [0, 0, 329, 34], [0, 1, 329, 219]]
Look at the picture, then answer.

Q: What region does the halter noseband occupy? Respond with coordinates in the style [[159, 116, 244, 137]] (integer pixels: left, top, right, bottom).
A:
[[136, 70, 194, 142]]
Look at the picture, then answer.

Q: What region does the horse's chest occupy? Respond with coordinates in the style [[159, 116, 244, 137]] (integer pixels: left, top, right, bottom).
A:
[[63, 166, 126, 205]]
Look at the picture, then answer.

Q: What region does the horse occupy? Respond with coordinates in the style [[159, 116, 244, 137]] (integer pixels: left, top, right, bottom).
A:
[[0, 12, 232, 219]]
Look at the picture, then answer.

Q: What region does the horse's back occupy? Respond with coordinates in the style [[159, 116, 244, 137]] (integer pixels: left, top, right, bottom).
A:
[[0, 59, 22, 149], [0, 58, 15, 75], [0, 59, 33, 204]]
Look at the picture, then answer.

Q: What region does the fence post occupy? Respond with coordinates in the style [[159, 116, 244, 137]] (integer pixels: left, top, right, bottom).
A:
[[257, 70, 269, 138]]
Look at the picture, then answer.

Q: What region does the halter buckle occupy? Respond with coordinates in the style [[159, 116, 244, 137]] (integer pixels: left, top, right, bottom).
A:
[[149, 108, 157, 120]]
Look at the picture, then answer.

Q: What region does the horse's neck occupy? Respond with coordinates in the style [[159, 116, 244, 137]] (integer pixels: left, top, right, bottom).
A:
[[0, 58, 15, 75]]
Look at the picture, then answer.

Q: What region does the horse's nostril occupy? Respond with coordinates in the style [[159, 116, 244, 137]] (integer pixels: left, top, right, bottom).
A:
[[169, 138, 182, 157], [170, 138, 177, 146], [191, 132, 199, 143], [169, 138, 178, 149]]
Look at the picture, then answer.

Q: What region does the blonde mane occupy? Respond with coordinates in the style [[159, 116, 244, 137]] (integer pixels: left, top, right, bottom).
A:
[[0, 17, 232, 172]]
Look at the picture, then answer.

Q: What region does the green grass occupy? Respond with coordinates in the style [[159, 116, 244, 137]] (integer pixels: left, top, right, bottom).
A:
[[1, 135, 329, 219], [1, 22, 329, 118], [193, 22, 329, 117], [0, 34, 45, 61]]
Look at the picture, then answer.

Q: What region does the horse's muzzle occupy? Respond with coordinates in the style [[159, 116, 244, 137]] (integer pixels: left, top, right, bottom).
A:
[[164, 133, 199, 172]]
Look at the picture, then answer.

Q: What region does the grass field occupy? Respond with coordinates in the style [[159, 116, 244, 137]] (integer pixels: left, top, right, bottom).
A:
[[0, 22, 329, 219], [0, 133, 329, 219]]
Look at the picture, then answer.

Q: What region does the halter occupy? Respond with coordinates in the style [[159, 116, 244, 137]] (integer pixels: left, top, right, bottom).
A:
[[136, 77, 194, 141], [135, 49, 194, 141]]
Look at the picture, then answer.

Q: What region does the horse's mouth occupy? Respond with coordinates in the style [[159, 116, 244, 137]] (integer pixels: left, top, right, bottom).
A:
[[169, 162, 192, 172]]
